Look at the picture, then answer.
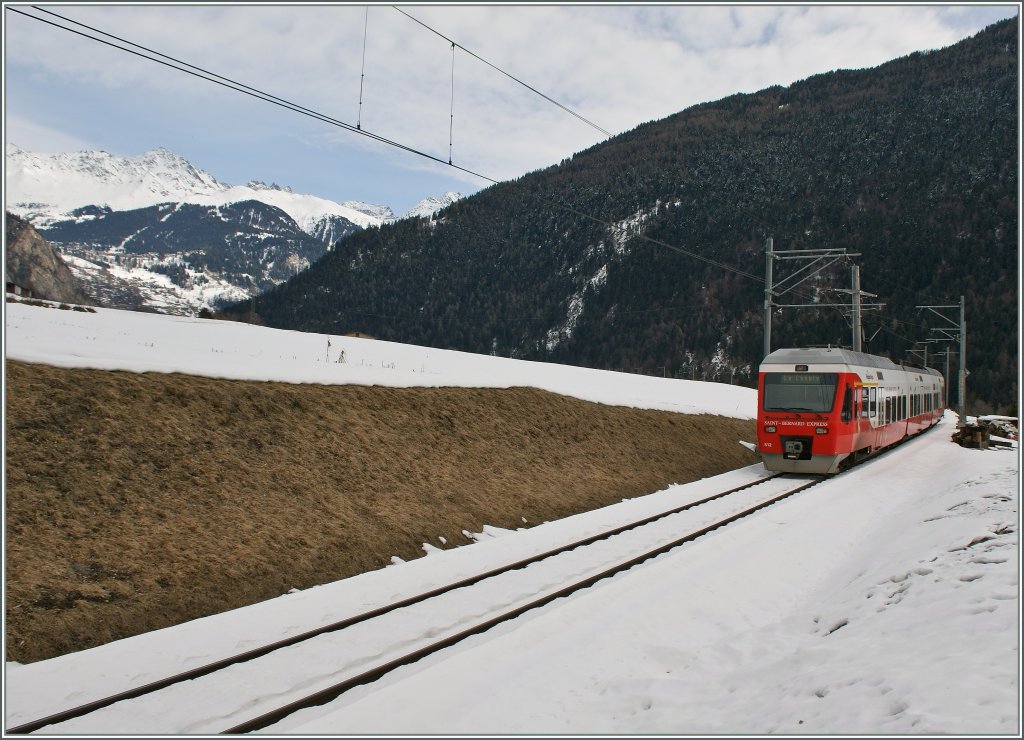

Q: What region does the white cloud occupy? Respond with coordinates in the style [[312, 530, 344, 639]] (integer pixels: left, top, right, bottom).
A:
[[5, 4, 1017, 197]]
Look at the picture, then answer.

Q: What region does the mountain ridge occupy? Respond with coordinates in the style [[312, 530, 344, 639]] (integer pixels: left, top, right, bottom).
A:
[[5, 143, 462, 231], [243, 18, 1018, 413], [5, 212, 94, 306], [5, 145, 464, 314]]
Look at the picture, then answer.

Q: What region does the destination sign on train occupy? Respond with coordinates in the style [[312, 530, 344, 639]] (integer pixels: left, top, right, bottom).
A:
[[778, 373, 829, 384]]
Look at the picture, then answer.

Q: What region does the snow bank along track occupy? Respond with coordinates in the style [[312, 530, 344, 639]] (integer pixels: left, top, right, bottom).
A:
[[9, 473, 824, 735]]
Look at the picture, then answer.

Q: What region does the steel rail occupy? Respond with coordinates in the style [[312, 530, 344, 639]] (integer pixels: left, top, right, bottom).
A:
[[5, 473, 782, 735], [222, 477, 821, 733]]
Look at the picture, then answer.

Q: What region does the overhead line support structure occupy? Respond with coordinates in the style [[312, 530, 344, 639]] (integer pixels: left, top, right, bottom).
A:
[[907, 340, 931, 368], [831, 263, 882, 352], [763, 239, 867, 359], [917, 297, 968, 426]]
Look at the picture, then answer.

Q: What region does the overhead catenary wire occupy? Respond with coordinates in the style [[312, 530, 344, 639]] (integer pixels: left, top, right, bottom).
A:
[[357, 5, 369, 130], [10, 6, 929, 353], [9, 4, 760, 285], [323, 300, 751, 327], [392, 5, 613, 139], [13, 5, 498, 184], [449, 41, 455, 165]]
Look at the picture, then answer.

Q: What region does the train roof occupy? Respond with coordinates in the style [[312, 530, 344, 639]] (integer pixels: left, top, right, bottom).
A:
[[761, 347, 943, 377]]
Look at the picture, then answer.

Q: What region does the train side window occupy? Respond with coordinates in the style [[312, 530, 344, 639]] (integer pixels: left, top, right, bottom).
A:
[[869, 387, 877, 417], [861, 388, 870, 418], [884, 397, 891, 424]]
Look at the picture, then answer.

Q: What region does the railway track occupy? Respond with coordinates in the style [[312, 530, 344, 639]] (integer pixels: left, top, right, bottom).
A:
[[8, 472, 822, 735]]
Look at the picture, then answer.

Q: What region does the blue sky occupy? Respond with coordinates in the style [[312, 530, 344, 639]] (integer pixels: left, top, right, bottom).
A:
[[4, 3, 1019, 214]]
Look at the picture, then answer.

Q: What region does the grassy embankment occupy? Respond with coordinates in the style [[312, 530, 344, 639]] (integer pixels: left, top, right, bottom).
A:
[[5, 359, 758, 662]]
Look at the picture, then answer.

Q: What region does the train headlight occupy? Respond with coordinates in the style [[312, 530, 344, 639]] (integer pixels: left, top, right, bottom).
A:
[[765, 425, 776, 433], [815, 427, 829, 435]]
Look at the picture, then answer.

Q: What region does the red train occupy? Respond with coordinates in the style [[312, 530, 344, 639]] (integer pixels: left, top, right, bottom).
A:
[[757, 347, 945, 474]]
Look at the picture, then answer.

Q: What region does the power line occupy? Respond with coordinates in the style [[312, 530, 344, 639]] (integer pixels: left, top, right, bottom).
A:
[[448, 41, 456, 165], [10, 4, 761, 284], [13, 5, 499, 185], [319, 300, 751, 326], [392, 5, 613, 139], [357, 5, 369, 130], [11, 5, 929, 348]]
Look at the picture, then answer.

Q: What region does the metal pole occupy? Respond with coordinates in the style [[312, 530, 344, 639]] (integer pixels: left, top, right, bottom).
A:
[[945, 349, 950, 407], [763, 237, 773, 359], [851, 264, 862, 353], [958, 295, 967, 425]]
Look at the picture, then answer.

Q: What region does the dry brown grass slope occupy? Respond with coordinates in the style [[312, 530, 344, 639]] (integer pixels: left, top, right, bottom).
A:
[[5, 359, 758, 663]]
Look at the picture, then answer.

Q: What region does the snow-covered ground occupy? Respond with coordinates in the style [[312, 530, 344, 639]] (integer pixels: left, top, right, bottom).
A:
[[3, 301, 754, 418], [3, 300, 1019, 735]]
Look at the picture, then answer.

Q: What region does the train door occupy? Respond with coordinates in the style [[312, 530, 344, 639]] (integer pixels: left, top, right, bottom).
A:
[[865, 385, 878, 451], [874, 387, 888, 450]]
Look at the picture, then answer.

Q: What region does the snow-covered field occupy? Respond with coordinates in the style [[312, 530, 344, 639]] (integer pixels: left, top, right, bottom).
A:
[[4, 301, 755, 418], [4, 300, 1019, 734]]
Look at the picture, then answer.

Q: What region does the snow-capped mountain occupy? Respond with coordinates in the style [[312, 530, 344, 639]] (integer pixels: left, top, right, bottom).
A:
[[4, 145, 462, 315], [6, 144, 461, 232], [5, 144, 383, 233], [341, 200, 397, 223], [400, 192, 463, 220]]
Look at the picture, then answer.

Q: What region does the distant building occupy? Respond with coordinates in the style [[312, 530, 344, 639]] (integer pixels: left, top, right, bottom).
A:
[[344, 331, 376, 340], [6, 282, 35, 299]]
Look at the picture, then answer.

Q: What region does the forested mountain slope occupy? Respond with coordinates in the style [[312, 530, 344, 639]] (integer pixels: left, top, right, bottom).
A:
[[244, 18, 1018, 413]]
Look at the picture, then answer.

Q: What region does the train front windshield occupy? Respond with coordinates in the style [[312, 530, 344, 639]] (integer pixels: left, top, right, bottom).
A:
[[762, 372, 838, 412]]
